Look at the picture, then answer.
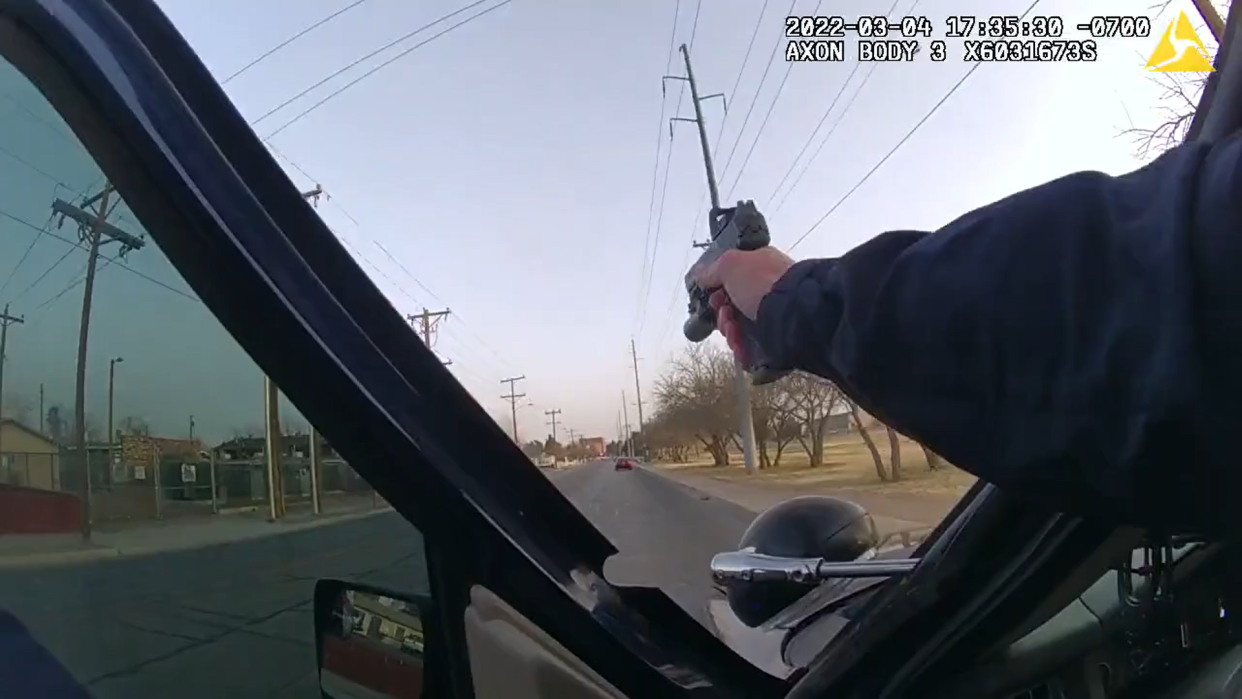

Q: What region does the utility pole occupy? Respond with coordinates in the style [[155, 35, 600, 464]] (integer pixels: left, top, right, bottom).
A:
[[629, 338, 645, 439], [544, 408, 561, 442], [107, 356, 123, 483], [0, 304, 24, 457], [53, 185, 145, 541], [565, 427, 578, 445], [621, 391, 633, 458], [667, 43, 759, 475], [38, 383, 44, 434], [407, 308, 453, 365], [500, 375, 526, 443], [1191, 0, 1224, 42]]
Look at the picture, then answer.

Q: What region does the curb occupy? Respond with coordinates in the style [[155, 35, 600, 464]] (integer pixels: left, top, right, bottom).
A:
[[0, 507, 395, 570], [0, 546, 121, 569]]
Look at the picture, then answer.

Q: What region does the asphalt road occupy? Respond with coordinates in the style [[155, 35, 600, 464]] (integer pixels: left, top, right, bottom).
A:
[[0, 459, 753, 697]]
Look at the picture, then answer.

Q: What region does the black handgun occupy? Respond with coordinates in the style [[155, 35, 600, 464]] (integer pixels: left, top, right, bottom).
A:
[[682, 200, 790, 386]]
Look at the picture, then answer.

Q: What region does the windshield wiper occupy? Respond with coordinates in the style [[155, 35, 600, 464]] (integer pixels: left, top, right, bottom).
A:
[[710, 549, 919, 585]]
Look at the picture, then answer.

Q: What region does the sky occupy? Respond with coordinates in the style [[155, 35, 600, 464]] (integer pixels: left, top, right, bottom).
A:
[[0, 0, 1221, 445]]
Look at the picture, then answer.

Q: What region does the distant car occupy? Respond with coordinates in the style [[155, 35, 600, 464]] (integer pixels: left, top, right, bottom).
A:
[[614, 458, 634, 471]]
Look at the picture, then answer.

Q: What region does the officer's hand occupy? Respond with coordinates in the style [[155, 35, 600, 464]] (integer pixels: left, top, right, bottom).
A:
[[692, 247, 794, 359]]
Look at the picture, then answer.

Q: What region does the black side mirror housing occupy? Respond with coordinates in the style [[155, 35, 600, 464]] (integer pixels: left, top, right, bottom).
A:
[[313, 578, 432, 699]]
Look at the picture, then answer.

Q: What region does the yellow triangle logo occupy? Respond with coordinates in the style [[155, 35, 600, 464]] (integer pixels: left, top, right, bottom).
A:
[[1146, 10, 1215, 72]]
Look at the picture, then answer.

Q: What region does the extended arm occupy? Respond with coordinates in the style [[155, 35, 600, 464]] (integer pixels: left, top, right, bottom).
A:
[[756, 135, 1242, 534]]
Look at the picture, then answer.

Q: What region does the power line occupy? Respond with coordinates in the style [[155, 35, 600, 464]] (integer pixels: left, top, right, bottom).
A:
[[788, 0, 1041, 252], [0, 212, 54, 298], [261, 0, 515, 141], [249, 0, 491, 128], [768, 0, 911, 214], [222, 0, 376, 85], [634, 0, 702, 339], [631, 0, 683, 334], [770, 61, 877, 216], [644, 1, 778, 351], [0, 206, 197, 302], [766, 60, 864, 207], [714, 0, 796, 187]]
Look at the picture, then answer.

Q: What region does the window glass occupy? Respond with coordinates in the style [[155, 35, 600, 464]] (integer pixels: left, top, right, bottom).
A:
[[0, 55, 427, 697]]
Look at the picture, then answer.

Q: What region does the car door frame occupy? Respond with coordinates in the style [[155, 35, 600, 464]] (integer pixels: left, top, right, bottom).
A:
[[0, 1, 786, 697]]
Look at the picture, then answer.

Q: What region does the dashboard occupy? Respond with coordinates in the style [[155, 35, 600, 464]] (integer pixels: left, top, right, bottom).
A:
[[780, 541, 1242, 698]]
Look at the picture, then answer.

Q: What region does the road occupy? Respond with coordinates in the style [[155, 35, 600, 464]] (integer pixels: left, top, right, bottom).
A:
[[0, 459, 753, 697]]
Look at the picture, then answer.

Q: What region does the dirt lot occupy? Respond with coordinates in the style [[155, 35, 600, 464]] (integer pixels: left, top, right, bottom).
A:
[[654, 430, 975, 527]]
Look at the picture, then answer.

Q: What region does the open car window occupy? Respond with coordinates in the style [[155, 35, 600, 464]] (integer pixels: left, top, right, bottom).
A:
[[0, 45, 433, 698]]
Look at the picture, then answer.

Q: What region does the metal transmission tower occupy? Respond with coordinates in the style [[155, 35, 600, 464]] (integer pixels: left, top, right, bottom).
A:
[[665, 43, 759, 475], [52, 185, 145, 541], [544, 408, 561, 442], [500, 375, 526, 442], [0, 304, 24, 457], [407, 307, 452, 366]]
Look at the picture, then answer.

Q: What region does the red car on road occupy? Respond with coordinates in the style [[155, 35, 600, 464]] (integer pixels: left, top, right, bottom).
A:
[[614, 458, 635, 471]]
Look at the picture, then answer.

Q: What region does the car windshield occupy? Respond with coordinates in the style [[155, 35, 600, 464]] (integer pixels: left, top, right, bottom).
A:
[[0, 0, 1209, 691]]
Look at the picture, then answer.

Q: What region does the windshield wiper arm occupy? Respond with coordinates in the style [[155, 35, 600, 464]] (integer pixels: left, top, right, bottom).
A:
[[710, 550, 919, 585]]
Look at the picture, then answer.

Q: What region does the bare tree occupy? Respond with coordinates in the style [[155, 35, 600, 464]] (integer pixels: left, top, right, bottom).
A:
[[786, 374, 842, 468], [752, 381, 801, 469], [653, 344, 737, 466], [46, 404, 67, 442], [1126, 71, 1211, 158], [848, 400, 891, 482], [643, 406, 694, 463], [885, 424, 903, 482], [1, 394, 33, 425], [1125, 1, 1224, 157], [119, 415, 150, 436]]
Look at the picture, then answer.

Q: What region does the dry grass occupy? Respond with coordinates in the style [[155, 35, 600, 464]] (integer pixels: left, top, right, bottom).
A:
[[657, 430, 977, 498]]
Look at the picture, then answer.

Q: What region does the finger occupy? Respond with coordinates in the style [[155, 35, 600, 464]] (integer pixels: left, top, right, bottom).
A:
[[717, 304, 735, 333], [708, 289, 729, 311], [724, 325, 748, 364]]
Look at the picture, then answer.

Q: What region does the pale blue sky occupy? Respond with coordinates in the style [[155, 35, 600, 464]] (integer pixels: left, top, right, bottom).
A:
[[31, 0, 1204, 441]]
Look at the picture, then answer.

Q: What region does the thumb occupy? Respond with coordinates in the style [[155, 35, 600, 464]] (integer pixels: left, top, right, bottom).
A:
[[693, 249, 736, 291]]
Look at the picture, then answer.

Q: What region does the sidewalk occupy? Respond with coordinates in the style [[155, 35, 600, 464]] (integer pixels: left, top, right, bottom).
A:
[[0, 494, 394, 569], [656, 467, 958, 539]]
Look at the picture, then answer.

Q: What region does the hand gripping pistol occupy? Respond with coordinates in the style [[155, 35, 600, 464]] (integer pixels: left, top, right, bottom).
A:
[[682, 200, 791, 386]]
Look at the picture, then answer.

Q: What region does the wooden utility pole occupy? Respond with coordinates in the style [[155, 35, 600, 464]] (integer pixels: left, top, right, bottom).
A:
[[544, 408, 561, 442], [1191, 0, 1224, 43], [667, 44, 758, 475], [0, 304, 24, 458], [264, 376, 286, 521], [500, 375, 526, 443], [407, 307, 453, 366], [53, 185, 145, 541]]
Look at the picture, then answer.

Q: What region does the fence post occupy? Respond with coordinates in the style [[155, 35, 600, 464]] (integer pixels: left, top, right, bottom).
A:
[[209, 449, 218, 514], [152, 450, 162, 520]]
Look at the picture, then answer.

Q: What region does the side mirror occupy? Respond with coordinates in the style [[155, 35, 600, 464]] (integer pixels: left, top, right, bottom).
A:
[[313, 579, 431, 699], [711, 496, 905, 628]]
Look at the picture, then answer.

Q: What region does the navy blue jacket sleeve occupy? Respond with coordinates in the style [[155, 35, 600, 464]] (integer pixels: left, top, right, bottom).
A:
[[755, 134, 1242, 534]]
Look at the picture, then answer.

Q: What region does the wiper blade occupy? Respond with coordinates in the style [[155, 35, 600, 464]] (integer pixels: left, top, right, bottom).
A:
[[710, 550, 919, 585]]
